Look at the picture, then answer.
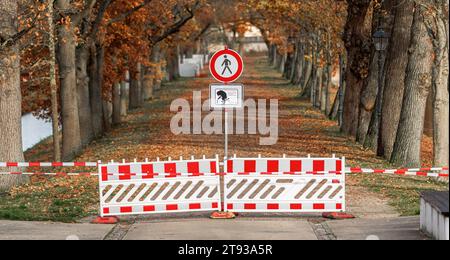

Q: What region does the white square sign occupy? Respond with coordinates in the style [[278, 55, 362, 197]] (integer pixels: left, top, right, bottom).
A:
[[209, 84, 244, 109]]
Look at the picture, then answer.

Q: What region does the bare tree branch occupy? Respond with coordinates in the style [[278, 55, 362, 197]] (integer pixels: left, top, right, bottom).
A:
[[150, 0, 201, 44], [0, 12, 40, 50], [107, 0, 153, 26], [193, 23, 212, 41]]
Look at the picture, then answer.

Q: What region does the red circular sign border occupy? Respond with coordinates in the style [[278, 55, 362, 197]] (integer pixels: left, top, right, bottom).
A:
[[209, 49, 244, 83]]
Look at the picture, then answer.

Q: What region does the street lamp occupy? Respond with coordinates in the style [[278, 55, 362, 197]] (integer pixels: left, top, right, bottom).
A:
[[373, 27, 390, 154], [373, 29, 389, 52], [372, 28, 390, 117]]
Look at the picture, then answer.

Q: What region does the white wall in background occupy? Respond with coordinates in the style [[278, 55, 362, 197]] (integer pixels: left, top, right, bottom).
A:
[[243, 43, 268, 53], [21, 113, 53, 151]]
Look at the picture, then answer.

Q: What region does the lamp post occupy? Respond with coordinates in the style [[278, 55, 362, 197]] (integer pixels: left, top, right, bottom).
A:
[[373, 28, 389, 118], [373, 28, 389, 154]]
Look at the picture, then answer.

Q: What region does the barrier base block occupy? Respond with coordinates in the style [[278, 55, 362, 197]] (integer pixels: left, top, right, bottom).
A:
[[210, 211, 236, 219], [91, 216, 119, 224], [322, 212, 355, 220]]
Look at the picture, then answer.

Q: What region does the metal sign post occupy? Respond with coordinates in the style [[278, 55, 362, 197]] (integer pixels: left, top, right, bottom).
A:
[[224, 108, 229, 169], [209, 47, 244, 174]]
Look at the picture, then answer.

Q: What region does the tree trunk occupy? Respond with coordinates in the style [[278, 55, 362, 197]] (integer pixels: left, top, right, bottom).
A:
[[112, 82, 121, 125], [166, 53, 179, 81], [356, 52, 378, 144], [120, 80, 128, 116], [102, 99, 112, 132], [320, 67, 326, 111], [283, 40, 294, 79], [47, 0, 61, 162], [271, 45, 276, 67], [56, 0, 82, 160], [268, 44, 274, 64], [76, 46, 94, 146], [329, 82, 340, 120], [423, 92, 434, 137], [129, 63, 142, 109], [0, 0, 27, 190], [290, 40, 300, 82], [145, 47, 157, 91], [341, 0, 373, 136], [338, 54, 347, 126], [324, 63, 332, 115], [89, 44, 104, 138], [316, 67, 323, 109], [308, 55, 317, 102], [378, 0, 414, 158], [321, 63, 331, 114], [324, 33, 332, 115], [278, 51, 286, 73], [391, 2, 434, 167], [96, 44, 109, 132], [294, 43, 305, 85], [330, 54, 345, 120], [301, 57, 312, 91], [142, 68, 154, 101], [431, 0, 449, 167], [152, 49, 162, 91]]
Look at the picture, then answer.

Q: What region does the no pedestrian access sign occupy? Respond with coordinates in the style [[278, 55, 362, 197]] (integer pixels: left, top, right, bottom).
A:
[[209, 48, 244, 83], [209, 48, 244, 110]]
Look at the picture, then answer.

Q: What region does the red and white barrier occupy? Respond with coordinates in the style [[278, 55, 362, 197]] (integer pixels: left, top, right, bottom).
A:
[[2, 155, 447, 219], [98, 157, 222, 217], [99, 156, 220, 181], [222, 156, 346, 213], [226, 155, 343, 174]]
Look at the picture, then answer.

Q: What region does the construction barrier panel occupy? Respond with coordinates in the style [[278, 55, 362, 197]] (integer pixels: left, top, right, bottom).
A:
[[223, 173, 345, 213], [223, 156, 345, 213], [98, 158, 221, 217]]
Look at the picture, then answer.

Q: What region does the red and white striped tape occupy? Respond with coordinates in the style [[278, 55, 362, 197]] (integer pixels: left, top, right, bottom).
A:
[[0, 172, 98, 176], [0, 160, 448, 178], [347, 167, 449, 178], [0, 172, 219, 178], [0, 162, 98, 167], [0, 170, 447, 178]]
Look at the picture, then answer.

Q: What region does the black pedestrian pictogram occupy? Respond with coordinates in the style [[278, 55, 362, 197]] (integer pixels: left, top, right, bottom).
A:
[[221, 55, 233, 75], [217, 90, 229, 104]]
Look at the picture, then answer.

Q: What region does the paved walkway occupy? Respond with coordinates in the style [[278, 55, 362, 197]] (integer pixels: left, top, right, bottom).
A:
[[0, 220, 112, 240], [328, 216, 428, 240], [0, 216, 427, 240]]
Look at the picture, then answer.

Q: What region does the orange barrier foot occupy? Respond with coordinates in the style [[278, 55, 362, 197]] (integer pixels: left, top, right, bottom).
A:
[[322, 212, 355, 220], [210, 211, 236, 219], [91, 216, 119, 224]]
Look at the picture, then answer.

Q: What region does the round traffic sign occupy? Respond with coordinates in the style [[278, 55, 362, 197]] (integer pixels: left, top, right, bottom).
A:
[[209, 48, 244, 83]]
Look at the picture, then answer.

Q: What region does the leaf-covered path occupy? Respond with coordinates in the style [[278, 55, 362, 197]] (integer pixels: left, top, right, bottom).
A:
[[76, 55, 393, 165], [11, 54, 446, 221]]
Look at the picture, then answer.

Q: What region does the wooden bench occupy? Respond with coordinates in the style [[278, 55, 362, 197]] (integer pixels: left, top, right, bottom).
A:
[[420, 191, 449, 240]]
